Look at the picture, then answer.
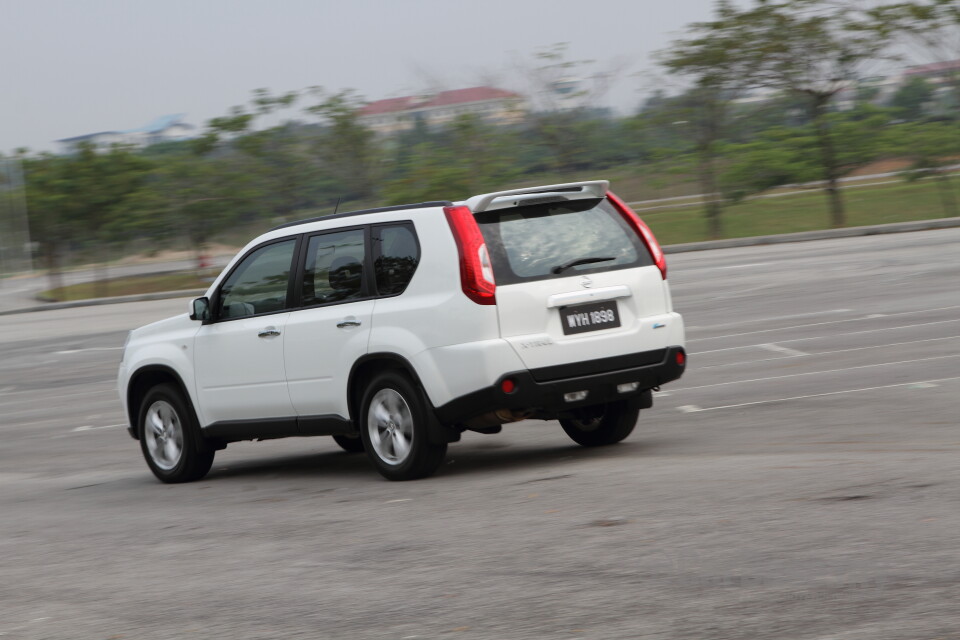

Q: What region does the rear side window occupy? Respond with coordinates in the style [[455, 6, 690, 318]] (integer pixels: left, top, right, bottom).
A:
[[475, 198, 653, 285], [302, 228, 367, 306], [373, 224, 420, 296]]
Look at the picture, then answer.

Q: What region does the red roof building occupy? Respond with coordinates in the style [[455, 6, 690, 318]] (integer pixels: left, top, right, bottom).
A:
[[357, 87, 526, 134]]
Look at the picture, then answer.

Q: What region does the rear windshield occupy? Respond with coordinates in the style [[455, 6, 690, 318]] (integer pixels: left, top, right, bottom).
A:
[[475, 197, 653, 285]]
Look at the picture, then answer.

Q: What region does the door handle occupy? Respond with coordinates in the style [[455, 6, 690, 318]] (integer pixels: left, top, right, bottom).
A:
[[337, 321, 361, 329], [258, 328, 281, 338]]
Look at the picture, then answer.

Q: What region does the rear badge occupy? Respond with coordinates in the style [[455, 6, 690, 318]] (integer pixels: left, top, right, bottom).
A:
[[580, 276, 593, 289], [653, 322, 666, 329]]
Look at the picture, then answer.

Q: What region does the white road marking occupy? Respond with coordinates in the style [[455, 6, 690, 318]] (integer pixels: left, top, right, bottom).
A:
[[676, 405, 703, 413], [687, 309, 853, 332], [677, 376, 960, 413], [71, 424, 125, 432], [385, 498, 412, 504], [691, 320, 960, 355], [673, 354, 960, 392], [0, 388, 117, 407], [54, 347, 123, 355], [713, 262, 773, 270], [696, 335, 960, 370], [688, 305, 960, 343], [759, 343, 809, 357]]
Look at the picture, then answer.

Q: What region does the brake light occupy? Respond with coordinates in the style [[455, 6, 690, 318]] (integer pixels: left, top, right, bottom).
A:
[[607, 191, 667, 280], [444, 205, 496, 305]]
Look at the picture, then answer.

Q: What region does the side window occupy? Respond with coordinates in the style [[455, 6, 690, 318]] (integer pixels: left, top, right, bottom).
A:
[[302, 228, 367, 306], [218, 239, 296, 319], [374, 224, 420, 296]]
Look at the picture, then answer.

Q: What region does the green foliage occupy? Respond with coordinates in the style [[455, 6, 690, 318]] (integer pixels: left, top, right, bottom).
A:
[[889, 76, 936, 120], [305, 89, 380, 200], [721, 130, 820, 200]]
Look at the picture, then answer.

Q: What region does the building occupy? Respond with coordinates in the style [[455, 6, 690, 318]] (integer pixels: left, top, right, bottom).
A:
[[357, 87, 526, 135], [56, 114, 195, 153]]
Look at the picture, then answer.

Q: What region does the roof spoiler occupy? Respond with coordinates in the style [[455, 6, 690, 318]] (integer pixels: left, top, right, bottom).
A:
[[464, 180, 610, 213]]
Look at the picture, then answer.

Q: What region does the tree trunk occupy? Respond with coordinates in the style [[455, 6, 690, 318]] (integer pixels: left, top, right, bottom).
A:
[[94, 259, 109, 299], [933, 173, 958, 219], [697, 145, 723, 239], [44, 243, 64, 299], [810, 96, 846, 228]]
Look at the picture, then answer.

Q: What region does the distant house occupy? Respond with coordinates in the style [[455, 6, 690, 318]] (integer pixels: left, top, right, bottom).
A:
[[56, 114, 195, 153], [903, 59, 960, 84], [357, 87, 527, 134]]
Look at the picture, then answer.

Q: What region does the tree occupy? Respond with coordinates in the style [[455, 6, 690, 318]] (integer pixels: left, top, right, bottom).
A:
[[885, 120, 960, 216], [889, 76, 937, 120], [658, 0, 754, 238], [730, 0, 893, 227], [874, 1, 960, 112], [304, 89, 381, 202], [131, 150, 255, 263], [518, 43, 621, 173], [70, 143, 153, 296], [20, 153, 73, 292], [20, 144, 151, 297]]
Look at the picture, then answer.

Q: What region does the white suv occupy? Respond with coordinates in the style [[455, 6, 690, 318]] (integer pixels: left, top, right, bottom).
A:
[[118, 181, 686, 481]]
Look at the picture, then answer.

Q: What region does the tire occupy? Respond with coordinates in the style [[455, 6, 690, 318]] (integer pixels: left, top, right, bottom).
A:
[[138, 383, 215, 483], [332, 433, 365, 453], [559, 399, 641, 447], [359, 371, 447, 481]]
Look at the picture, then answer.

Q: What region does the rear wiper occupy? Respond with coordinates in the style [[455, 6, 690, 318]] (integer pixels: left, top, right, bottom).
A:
[[551, 256, 615, 274]]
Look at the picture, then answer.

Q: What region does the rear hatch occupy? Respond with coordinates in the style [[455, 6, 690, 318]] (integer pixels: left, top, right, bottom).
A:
[[472, 184, 674, 372]]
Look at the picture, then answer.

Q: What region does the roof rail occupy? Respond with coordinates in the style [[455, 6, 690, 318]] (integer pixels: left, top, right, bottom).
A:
[[464, 180, 609, 213], [270, 201, 452, 231]]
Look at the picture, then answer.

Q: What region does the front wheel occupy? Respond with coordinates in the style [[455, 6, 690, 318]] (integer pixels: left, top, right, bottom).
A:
[[359, 371, 447, 481], [559, 399, 640, 447], [138, 383, 214, 483]]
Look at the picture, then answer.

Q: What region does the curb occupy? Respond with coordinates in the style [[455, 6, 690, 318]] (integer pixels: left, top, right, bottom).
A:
[[0, 289, 207, 317], [662, 217, 960, 254], [3, 217, 958, 316]]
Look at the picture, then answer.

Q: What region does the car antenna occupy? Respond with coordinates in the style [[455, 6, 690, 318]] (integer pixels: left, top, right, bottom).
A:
[[333, 196, 341, 215]]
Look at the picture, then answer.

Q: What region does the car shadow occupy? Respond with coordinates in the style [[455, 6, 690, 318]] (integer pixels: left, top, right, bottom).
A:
[[199, 435, 669, 483]]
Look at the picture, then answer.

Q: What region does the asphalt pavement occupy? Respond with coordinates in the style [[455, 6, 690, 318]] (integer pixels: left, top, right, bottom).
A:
[[1, 228, 958, 639]]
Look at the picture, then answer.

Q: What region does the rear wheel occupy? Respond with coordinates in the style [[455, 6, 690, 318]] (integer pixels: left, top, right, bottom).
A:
[[559, 399, 640, 447], [359, 371, 447, 480], [332, 433, 364, 453], [138, 383, 214, 483]]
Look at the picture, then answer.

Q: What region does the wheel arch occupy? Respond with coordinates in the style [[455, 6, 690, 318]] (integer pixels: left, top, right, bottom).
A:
[[126, 365, 195, 441], [347, 353, 427, 424], [347, 353, 459, 444]]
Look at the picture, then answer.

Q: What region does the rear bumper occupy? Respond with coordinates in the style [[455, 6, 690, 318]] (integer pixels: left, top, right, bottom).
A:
[[434, 346, 685, 424]]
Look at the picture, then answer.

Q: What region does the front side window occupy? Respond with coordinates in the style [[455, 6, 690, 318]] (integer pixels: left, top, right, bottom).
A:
[[374, 224, 420, 296], [217, 239, 296, 319], [302, 228, 367, 307]]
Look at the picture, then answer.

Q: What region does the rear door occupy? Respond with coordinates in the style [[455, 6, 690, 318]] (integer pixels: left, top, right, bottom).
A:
[[475, 196, 673, 371], [283, 227, 373, 420]]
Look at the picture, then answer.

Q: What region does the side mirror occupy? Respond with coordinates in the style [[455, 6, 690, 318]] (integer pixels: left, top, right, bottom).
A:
[[190, 297, 211, 323]]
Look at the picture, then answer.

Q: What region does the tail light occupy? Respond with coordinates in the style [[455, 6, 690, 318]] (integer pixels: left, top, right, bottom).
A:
[[444, 205, 496, 305], [606, 191, 667, 280]]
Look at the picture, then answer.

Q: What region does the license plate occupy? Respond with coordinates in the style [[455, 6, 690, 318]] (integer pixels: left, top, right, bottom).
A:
[[560, 301, 621, 335]]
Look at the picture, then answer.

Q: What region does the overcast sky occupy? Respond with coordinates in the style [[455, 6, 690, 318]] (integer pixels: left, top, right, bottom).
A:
[[1, 0, 722, 153]]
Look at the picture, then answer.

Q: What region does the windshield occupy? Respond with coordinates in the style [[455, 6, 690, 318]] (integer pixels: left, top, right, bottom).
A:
[[474, 198, 653, 285]]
